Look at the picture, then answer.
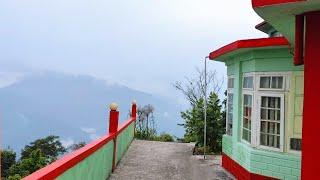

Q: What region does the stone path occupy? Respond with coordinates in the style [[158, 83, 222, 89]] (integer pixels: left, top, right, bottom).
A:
[[109, 140, 234, 180]]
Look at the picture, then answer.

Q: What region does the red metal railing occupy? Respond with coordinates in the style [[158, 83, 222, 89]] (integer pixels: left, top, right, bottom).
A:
[[23, 102, 137, 180]]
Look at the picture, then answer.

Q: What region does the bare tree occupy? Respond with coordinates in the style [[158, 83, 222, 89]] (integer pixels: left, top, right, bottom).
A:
[[135, 104, 155, 139], [173, 67, 223, 106]]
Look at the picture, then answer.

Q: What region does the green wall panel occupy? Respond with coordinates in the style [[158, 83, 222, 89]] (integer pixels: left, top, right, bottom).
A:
[[57, 141, 114, 180], [116, 122, 134, 164]]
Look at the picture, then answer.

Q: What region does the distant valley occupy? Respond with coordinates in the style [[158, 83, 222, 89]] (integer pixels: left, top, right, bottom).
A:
[[0, 72, 185, 153]]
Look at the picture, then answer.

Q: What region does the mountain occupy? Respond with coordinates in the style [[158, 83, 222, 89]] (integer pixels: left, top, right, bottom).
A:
[[0, 72, 184, 153]]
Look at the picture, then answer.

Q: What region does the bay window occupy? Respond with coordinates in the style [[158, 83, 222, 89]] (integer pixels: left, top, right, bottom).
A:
[[238, 73, 287, 151]]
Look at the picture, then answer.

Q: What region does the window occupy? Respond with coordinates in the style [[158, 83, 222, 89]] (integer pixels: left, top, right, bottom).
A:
[[290, 138, 302, 151], [243, 76, 253, 89], [226, 77, 234, 136], [228, 78, 234, 89], [259, 95, 284, 150], [242, 94, 252, 143], [259, 76, 284, 89], [227, 93, 233, 135]]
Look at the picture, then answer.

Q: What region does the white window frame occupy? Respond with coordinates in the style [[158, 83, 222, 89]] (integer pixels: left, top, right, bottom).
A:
[[257, 72, 287, 91], [256, 93, 285, 152], [242, 74, 254, 91], [226, 76, 235, 136], [241, 91, 254, 145]]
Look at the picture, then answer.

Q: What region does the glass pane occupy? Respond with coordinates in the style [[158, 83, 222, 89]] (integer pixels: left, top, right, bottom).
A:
[[261, 97, 268, 107], [268, 135, 274, 147], [271, 76, 283, 89], [243, 118, 248, 129], [276, 123, 280, 135], [261, 134, 267, 146], [268, 110, 275, 120], [276, 136, 280, 148], [261, 121, 267, 133], [276, 110, 280, 121], [269, 97, 276, 108], [243, 76, 253, 89], [228, 78, 234, 88], [260, 77, 270, 88], [261, 109, 267, 120]]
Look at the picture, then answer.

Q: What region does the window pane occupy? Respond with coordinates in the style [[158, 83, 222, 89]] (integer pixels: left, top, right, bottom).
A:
[[271, 76, 283, 89], [290, 138, 301, 151], [228, 78, 234, 88], [260, 96, 282, 149], [243, 76, 253, 89], [242, 94, 252, 143], [261, 121, 267, 133], [227, 93, 233, 136], [260, 77, 270, 88], [261, 97, 268, 107]]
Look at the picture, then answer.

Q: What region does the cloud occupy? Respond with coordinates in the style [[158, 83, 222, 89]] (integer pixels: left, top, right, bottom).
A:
[[61, 138, 75, 148], [81, 127, 100, 140], [163, 112, 169, 118]]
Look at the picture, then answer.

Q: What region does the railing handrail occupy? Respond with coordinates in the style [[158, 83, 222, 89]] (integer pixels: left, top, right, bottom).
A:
[[23, 102, 137, 180]]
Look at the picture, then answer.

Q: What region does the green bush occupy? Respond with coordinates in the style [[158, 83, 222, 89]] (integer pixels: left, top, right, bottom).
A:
[[159, 133, 174, 142]]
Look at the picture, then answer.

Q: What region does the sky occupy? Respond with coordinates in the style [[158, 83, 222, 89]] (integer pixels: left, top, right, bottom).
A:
[[0, 0, 265, 99]]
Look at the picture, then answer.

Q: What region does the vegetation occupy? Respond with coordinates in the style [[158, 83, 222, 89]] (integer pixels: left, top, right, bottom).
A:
[[1, 135, 67, 179], [134, 104, 174, 142], [174, 68, 225, 153]]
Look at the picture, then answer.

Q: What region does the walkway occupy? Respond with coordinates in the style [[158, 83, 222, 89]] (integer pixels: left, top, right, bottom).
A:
[[109, 140, 234, 180]]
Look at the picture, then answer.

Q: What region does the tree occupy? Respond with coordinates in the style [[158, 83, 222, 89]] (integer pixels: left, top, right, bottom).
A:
[[180, 93, 224, 153], [68, 142, 86, 151], [174, 67, 224, 153], [135, 104, 156, 139], [21, 135, 66, 164], [173, 68, 223, 107], [8, 149, 46, 179], [1, 148, 17, 178]]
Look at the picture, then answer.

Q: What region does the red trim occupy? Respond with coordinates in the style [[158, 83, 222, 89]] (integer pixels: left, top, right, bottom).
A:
[[222, 153, 278, 180], [209, 37, 289, 60], [252, 0, 306, 8], [23, 117, 136, 180], [23, 133, 116, 180], [294, 15, 304, 66], [117, 117, 135, 134], [301, 11, 320, 180]]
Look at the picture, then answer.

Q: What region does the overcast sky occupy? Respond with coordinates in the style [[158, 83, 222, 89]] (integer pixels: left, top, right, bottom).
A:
[[0, 0, 265, 98]]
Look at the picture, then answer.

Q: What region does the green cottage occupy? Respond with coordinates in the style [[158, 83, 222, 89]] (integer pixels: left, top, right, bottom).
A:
[[209, 23, 303, 179]]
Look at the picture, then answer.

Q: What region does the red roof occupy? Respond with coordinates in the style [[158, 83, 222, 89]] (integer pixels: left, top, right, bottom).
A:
[[252, 0, 306, 8], [209, 37, 289, 60]]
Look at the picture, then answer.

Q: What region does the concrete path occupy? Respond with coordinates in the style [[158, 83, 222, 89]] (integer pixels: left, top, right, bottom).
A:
[[109, 140, 234, 180]]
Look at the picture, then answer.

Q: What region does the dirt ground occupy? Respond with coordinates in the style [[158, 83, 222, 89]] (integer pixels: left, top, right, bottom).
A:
[[109, 140, 234, 180]]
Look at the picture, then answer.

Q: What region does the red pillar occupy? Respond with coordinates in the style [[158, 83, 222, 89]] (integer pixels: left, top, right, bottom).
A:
[[131, 101, 137, 136], [301, 11, 320, 179], [109, 103, 119, 172]]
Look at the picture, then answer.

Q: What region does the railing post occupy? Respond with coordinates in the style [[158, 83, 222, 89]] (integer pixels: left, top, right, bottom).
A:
[[131, 100, 137, 137], [109, 102, 119, 172]]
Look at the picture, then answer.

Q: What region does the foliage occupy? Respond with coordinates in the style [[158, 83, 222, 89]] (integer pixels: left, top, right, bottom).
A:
[[158, 133, 174, 142], [180, 93, 224, 153], [1, 148, 17, 178], [8, 149, 46, 179], [148, 133, 174, 142], [7, 174, 21, 180], [21, 135, 66, 164], [174, 67, 224, 153], [68, 142, 86, 151]]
